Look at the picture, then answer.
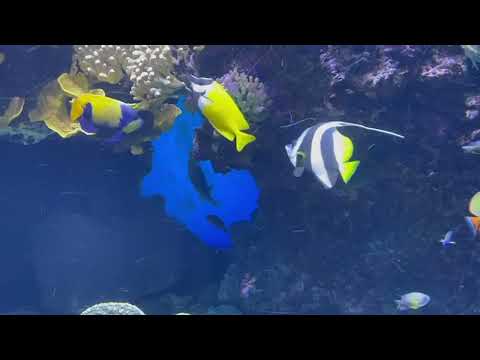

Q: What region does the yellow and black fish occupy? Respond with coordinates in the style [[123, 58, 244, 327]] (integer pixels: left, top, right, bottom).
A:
[[70, 93, 150, 143]]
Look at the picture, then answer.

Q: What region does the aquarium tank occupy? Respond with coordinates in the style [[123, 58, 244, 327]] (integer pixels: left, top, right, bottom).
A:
[[2, 44, 480, 315]]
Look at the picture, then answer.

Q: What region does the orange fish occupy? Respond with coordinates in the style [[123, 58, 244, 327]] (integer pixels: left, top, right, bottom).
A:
[[465, 216, 480, 238]]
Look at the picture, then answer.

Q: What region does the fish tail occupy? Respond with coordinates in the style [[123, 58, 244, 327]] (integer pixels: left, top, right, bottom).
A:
[[340, 160, 360, 184], [235, 131, 256, 152]]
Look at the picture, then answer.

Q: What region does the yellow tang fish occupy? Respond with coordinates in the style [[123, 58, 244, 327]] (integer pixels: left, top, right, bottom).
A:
[[187, 75, 256, 152], [70, 93, 148, 143]]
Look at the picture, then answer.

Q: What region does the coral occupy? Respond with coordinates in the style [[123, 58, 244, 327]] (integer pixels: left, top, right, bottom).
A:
[[421, 53, 466, 83], [124, 45, 186, 102], [462, 45, 480, 69], [0, 97, 24, 128], [73, 45, 204, 102], [218, 67, 271, 123], [465, 95, 480, 121], [28, 79, 83, 138], [73, 45, 130, 84], [80, 302, 145, 315], [57, 72, 105, 98], [0, 121, 53, 145]]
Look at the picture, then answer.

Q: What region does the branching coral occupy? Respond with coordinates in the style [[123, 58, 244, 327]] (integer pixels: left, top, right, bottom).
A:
[[72, 45, 204, 103], [218, 67, 271, 124], [73, 45, 130, 84], [124, 45, 186, 102]]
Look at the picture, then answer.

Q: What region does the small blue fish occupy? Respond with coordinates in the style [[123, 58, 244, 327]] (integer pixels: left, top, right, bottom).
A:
[[439, 230, 456, 247]]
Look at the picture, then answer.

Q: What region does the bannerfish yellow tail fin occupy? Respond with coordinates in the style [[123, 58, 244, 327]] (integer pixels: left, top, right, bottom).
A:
[[235, 130, 256, 152], [340, 160, 360, 184]]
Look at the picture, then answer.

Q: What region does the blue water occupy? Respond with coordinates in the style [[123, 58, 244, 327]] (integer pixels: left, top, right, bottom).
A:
[[2, 45, 480, 315]]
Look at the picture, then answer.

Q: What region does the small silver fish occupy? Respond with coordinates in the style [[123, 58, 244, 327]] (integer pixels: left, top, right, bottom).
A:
[[395, 292, 430, 311], [462, 140, 480, 155], [439, 230, 456, 247]]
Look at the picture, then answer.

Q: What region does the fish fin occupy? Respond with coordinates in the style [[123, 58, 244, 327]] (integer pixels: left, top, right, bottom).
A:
[[334, 121, 405, 139], [340, 160, 360, 184], [122, 119, 144, 134], [465, 216, 480, 237], [213, 126, 235, 142], [79, 103, 98, 134], [235, 131, 256, 152]]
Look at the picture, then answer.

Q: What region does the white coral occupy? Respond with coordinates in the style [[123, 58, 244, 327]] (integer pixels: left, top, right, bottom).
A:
[[124, 45, 186, 101], [73, 45, 131, 84], [73, 45, 201, 102]]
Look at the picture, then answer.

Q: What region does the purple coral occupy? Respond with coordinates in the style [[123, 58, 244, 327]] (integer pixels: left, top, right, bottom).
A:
[[421, 54, 466, 82], [218, 67, 271, 123]]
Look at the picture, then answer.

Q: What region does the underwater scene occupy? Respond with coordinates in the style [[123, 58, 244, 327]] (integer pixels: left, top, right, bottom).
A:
[[2, 45, 480, 315]]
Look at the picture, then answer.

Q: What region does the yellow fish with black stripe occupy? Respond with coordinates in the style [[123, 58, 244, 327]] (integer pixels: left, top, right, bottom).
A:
[[70, 93, 150, 143], [185, 75, 256, 152]]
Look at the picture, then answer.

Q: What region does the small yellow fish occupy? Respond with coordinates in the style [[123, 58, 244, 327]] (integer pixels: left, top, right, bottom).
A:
[[188, 75, 256, 152], [0, 52, 5, 65]]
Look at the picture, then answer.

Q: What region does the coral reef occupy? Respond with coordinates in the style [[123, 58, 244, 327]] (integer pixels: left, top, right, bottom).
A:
[[192, 45, 480, 314], [72, 45, 203, 102]]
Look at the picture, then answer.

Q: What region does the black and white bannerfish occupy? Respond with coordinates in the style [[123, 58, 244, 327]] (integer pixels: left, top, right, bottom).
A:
[[285, 121, 405, 189]]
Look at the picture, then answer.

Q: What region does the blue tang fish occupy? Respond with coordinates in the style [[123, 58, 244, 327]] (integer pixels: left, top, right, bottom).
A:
[[70, 93, 148, 143]]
